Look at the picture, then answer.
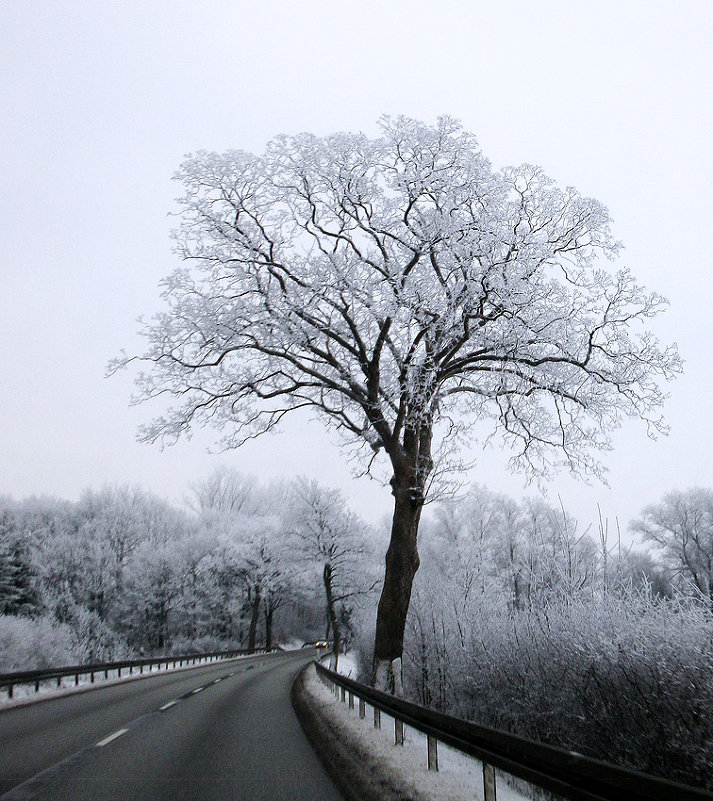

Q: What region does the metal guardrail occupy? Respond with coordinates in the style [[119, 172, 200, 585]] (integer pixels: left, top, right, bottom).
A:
[[315, 661, 713, 801], [0, 647, 273, 700]]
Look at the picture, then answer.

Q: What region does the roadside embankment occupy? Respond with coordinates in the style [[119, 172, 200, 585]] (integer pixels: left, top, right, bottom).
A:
[[292, 660, 530, 801]]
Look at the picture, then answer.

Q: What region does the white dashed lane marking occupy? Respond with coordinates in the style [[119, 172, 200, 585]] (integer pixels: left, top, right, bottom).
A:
[[159, 700, 178, 711], [96, 729, 128, 747], [192, 687, 204, 694]]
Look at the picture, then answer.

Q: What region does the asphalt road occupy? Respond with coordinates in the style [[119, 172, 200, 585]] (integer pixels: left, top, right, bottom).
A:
[[0, 649, 344, 801]]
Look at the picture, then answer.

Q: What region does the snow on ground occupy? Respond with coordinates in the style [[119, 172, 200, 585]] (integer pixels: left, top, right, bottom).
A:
[[333, 649, 358, 677], [279, 638, 307, 651], [305, 659, 534, 801]]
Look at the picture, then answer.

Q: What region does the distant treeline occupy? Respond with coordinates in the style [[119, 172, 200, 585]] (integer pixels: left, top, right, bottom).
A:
[[0, 470, 380, 670]]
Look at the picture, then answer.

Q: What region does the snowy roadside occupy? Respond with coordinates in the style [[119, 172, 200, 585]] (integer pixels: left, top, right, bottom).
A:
[[299, 656, 533, 801]]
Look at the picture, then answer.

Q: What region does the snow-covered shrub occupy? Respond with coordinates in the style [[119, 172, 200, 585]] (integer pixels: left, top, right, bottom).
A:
[[0, 614, 75, 671], [67, 605, 134, 663], [404, 586, 713, 789]]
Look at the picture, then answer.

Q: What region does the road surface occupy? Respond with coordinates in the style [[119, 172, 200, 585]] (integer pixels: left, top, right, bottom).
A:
[[0, 649, 344, 801]]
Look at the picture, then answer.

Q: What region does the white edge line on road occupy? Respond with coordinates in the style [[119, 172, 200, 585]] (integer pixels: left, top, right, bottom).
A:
[[159, 700, 178, 710], [192, 687, 203, 694], [96, 728, 128, 747]]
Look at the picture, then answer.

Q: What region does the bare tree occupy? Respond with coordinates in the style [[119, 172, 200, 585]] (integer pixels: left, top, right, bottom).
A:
[[189, 466, 261, 516], [632, 488, 713, 607], [286, 477, 377, 669], [117, 116, 680, 683], [231, 514, 290, 652]]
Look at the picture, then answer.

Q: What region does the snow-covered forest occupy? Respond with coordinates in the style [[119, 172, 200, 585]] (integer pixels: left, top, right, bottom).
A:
[[3, 469, 713, 784], [0, 469, 381, 671]]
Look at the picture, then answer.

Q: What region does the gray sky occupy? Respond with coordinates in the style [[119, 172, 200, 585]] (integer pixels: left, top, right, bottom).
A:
[[1, 0, 712, 536]]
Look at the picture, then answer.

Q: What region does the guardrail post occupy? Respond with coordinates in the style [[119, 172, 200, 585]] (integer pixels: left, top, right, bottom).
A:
[[427, 735, 439, 771], [374, 707, 381, 729], [57, 676, 62, 688], [35, 679, 40, 693], [75, 673, 79, 686], [348, 691, 354, 710], [340, 686, 346, 703], [90, 671, 94, 684], [359, 697, 365, 719], [394, 717, 404, 746], [8, 684, 12, 699], [483, 762, 497, 801]]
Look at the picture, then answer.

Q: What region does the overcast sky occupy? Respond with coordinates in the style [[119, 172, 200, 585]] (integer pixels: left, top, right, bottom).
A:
[[2, 1, 712, 537]]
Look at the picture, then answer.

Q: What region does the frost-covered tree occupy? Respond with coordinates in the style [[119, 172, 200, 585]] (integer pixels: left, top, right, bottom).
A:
[[192, 540, 246, 641], [632, 488, 713, 606], [194, 477, 289, 650], [519, 497, 597, 603], [286, 477, 377, 668], [46, 486, 185, 624], [118, 116, 680, 681], [189, 466, 262, 516], [119, 542, 182, 651], [0, 530, 42, 617], [206, 512, 291, 651]]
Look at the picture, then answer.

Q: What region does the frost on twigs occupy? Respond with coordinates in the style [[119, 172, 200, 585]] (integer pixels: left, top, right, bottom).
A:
[[116, 115, 680, 492], [115, 116, 681, 673]]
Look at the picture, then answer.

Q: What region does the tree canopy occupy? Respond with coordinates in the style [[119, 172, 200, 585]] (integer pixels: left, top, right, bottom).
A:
[[118, 116, 680, 677], [124, 116, 679, 482]]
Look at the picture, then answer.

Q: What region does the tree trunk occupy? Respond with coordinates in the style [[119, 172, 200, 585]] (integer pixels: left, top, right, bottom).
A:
[[372, 469, 424, 688], [264, 603, 274, 651], [323, 563, 340, 671], [248, 584, 261, 653]]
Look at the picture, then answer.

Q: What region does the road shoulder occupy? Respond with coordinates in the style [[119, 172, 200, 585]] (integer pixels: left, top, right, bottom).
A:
[[291, 662, 428, 801]]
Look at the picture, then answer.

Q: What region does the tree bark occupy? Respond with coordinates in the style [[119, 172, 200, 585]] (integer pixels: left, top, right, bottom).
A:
[[323, 562, 340, 671], [372, 468, 424, 687], [264, 603, 274, 651], [248, 583, 261, 653]]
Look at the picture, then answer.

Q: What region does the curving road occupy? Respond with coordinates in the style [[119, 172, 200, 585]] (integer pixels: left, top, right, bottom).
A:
[[0, 649, 343, 801]]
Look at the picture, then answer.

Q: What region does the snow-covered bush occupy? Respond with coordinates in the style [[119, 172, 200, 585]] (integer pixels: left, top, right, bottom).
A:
[[404, 585, 713, 789], [66, 605, 134, 663], [0, 614, 75, 671]]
